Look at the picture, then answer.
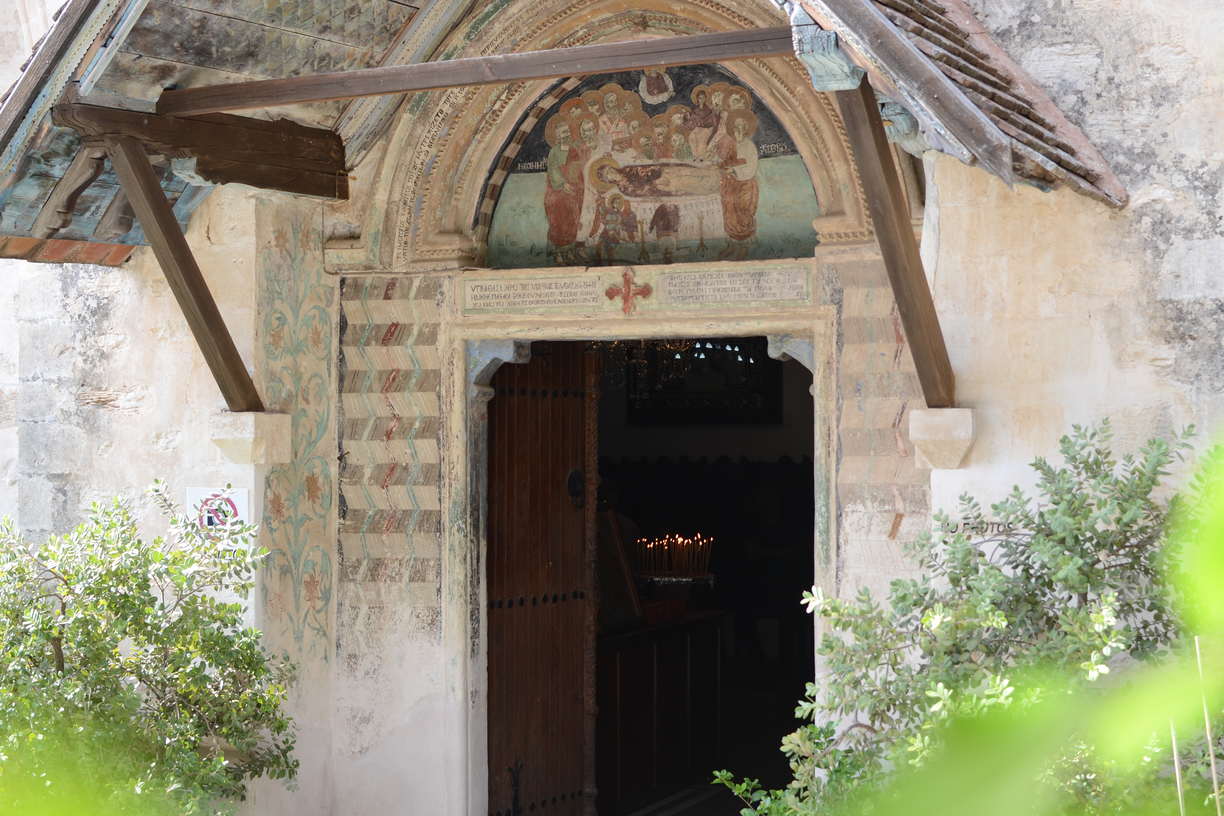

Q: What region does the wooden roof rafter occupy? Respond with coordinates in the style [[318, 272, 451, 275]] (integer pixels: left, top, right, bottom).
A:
[[789, 0, 1128, 206]]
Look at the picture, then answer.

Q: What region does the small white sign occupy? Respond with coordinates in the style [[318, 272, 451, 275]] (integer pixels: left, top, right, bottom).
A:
[[186, 487, 250, 529]]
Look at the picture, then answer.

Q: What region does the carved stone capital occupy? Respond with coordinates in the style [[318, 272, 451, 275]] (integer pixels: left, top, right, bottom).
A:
[[909, 408, 975, 470]]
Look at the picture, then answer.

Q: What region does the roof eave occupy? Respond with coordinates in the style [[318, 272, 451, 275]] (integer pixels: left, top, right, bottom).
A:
[[936, 0, 1128, 208], [797, 0, 1015, 186]]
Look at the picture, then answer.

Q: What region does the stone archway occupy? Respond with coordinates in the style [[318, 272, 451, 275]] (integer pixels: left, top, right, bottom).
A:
[[327, 0, 874, 275]]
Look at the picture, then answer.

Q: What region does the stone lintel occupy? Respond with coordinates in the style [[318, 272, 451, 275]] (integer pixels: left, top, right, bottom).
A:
[[909, 407, 974, 469], [210, 411, 293, 464]]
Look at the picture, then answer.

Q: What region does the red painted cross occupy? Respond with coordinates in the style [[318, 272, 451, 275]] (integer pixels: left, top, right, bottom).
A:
[[605, 269, 652, 315]]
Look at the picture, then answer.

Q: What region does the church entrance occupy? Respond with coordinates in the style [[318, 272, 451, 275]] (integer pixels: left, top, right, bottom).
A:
[[486, 338, 815, 816]]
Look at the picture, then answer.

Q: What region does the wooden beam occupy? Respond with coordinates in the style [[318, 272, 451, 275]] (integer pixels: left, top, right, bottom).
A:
[[103, 135, 264, 413], [54, 103, 348, 199], [801, 0, 1012, 183], [836, 78, 955, 408], [156, 26, 799, 116], [0, 0, 102, 162]]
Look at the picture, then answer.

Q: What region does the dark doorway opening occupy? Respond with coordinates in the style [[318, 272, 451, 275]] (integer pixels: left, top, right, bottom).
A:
[[485, 338, 815, 816]]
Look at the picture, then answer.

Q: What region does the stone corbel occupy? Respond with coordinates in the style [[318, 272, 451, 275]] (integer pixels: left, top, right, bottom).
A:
[[877, 96, 931, 157], [788, 7, 866, 92], [909, 408, 975, 469], [210, 411, 293, 465]]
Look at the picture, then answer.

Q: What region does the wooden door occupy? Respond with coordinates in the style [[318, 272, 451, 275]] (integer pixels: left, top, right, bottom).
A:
[[487, 342, 597, 816]]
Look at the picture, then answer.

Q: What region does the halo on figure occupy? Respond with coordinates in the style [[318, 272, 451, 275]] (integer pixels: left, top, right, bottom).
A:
[[707, 82, 733, 109], [617, 86, 643, 114], [580, 89, 604, 114], [598, 82, 625, 107], [608, 192, 625, 209], [625, 111, 650, 134], [638, 67, 675, 105], [689, 84, 709, 106], [544, 114, 576, 146], [727, 86, 753, 111], [725, 109, 759, 139], [571, 112, 600, 143], [589, 157, 622, 193], [559, 98, 586, 118], [665, 104, 691, 128]]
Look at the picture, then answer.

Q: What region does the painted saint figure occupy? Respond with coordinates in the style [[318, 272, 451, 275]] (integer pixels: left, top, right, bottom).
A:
[[638, 68, 675, 105], [543, 115, 590, 264], [715, 110, 761, 260], [684, 87, 720, 159]]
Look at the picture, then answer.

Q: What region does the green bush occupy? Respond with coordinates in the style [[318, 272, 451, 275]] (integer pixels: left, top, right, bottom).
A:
[[0, 483, 296, 814], [717, 422, 1215, 815]]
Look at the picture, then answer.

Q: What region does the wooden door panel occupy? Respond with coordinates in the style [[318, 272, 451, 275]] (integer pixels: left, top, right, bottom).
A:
[[488, 343, 592, 816]]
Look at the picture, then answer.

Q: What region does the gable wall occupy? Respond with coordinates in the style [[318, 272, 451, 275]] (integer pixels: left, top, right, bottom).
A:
[[922, 0, 1224, 510]]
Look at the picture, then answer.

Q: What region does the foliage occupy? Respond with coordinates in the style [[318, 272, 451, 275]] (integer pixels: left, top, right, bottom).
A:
[[716, 421, 1217, 815], [0, 483, 297, 814]]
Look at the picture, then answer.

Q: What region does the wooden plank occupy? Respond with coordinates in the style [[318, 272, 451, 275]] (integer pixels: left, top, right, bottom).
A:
[[801, 0, 1012, 183], [156, 26, 799, 116], [836, 78, 955, 408], [486, 343, 589, 816], [0, 0, 103, 159], [55, 103, 349, 199], [103, 135, 264, 413]]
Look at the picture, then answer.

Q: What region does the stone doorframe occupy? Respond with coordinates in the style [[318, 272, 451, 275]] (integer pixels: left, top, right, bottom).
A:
[[439, 295, 839, 816]]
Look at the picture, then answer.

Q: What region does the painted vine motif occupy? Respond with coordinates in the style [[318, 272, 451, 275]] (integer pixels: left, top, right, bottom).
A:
[[259, 204, 335, 657], [487, 64, 822, 268]]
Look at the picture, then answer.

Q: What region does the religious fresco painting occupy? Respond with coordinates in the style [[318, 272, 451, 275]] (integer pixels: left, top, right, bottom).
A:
[[486, 65, 822, 268]]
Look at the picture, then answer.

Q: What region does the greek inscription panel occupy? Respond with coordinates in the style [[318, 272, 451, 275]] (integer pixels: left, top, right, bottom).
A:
[[463, 276, 604, 314], [659, 267, 809, 307]]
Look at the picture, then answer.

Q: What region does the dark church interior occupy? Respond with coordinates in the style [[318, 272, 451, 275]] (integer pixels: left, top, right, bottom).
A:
[[596, 338, 815, 815], [485, 338, 815, 816]]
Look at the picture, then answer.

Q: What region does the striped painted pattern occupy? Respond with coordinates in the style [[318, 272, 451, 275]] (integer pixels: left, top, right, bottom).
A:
[[337, 274, 445, 643], [831, 259, 930, 597]]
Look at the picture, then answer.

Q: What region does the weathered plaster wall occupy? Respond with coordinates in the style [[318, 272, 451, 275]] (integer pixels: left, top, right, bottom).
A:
[[0, 0, 54, 87], [330, 273, 448, 814], [924, 0, 1224, 511], [0, 0, 61, 529], [244, 197, 338, 816], [1, 185, 264, 539]]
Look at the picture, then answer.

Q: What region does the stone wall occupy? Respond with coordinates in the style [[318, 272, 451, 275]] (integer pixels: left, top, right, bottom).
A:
[[925, 0, 1224, 511], [1, 184, 265, 539], [0, 0, 60, 529]]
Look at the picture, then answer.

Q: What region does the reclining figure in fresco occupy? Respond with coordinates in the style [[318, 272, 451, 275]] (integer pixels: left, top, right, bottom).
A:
[[535, 70, 779, 267]]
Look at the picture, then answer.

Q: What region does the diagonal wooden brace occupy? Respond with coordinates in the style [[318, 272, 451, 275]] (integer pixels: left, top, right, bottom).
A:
[[103, 135, 264, 413], [836, 78, 955, 408]]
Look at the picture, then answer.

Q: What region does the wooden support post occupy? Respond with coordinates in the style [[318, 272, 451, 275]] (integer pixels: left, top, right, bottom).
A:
[[104, 135, 264, 413], [156, 26, 799, 116], [836, 78, 955, 408]]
